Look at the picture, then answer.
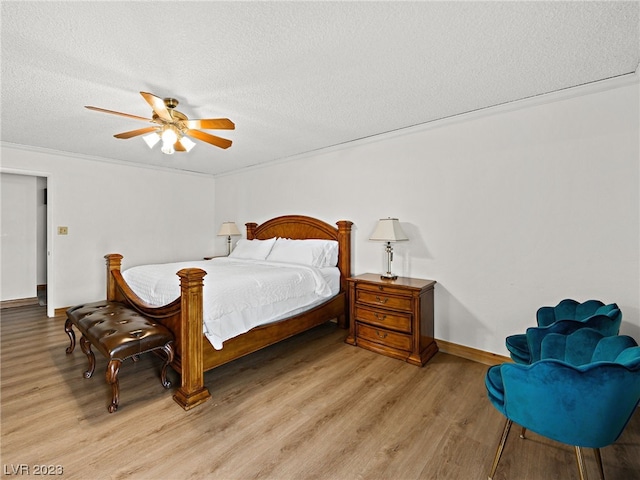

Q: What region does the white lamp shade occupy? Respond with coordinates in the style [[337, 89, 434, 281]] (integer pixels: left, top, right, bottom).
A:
[[142, 132, 161, 148], [217, 222, 241, 236], [369, 218, 408, 242], [160, 144, 175, 155], [180, 136, 196, 152]]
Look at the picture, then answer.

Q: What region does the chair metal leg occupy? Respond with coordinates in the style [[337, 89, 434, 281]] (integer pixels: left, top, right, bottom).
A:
[[488, 418, 513, 480], [574, 446, 589, 480], [520, 426, 527, 439], [593, 448, 605, 480]]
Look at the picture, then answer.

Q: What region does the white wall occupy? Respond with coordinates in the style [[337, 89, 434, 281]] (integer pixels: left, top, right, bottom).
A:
[[1, 147, 217, 314], [214, 77, 640, 356], [1, 173, 38, 300]]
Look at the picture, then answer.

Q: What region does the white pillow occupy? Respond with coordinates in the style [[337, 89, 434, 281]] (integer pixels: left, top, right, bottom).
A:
[[324, 240, 339, 267], [266, 238, 339, 267], [228, 238, 276, 260]]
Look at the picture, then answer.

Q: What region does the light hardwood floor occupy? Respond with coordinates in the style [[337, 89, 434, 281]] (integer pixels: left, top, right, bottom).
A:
[[1, 305, 638, 479]]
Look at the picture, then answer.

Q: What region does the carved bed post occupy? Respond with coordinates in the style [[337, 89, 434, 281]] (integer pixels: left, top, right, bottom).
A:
[[336, 221, 353, 293], [172, 267, 211, 410], [336, 220, 353, 329], [246, 222, 258, 240], [105, 254, 123, 302]]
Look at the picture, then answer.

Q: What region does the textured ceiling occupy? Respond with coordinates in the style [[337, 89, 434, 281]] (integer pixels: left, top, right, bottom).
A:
[[1, 1, 638, 176]]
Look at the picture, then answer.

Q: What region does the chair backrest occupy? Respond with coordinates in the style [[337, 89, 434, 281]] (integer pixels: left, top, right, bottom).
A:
[[615, 346, 640, 368], [526, 310, 622, 363], [540, 329, 637, 365], [536, 299, 617, 327], [499, 337, 640, 448]]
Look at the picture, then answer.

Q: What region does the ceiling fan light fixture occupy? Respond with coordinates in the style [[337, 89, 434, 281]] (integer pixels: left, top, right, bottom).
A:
[[142, 132, 161, 148], [180, 136, 196, 152], [86, 91, 234, 154]]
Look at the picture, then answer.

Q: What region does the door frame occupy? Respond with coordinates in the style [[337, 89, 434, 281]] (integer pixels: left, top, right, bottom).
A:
[[1, 167, 54, 317]]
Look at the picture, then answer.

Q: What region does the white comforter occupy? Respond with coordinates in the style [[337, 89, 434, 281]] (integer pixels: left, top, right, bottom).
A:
[[122, 257, 337, 350]]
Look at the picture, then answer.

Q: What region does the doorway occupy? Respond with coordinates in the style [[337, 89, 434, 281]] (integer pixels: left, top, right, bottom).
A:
[[0, 172, 48, 311]]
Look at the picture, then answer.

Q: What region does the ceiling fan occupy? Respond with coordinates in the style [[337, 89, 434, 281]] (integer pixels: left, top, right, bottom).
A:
[[85, 91, 234, 154]]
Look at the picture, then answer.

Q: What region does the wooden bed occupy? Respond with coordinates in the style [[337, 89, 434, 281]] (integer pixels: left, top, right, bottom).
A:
[[104, 215, 353, 410]]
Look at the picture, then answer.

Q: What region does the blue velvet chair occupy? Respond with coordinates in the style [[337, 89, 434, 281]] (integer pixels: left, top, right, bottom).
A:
[[506, 300, 620, 364], [536, 299, 616, 327], [486, 329, 640, 480]]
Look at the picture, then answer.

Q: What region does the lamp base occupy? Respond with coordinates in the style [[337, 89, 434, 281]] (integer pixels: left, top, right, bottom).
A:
[[380, 273, 398, 281]]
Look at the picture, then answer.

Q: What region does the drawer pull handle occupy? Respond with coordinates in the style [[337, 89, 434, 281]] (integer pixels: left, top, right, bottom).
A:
[[375, 296, 388, 304], [374, 313, 387, 321], [375, 330, 388, 339]]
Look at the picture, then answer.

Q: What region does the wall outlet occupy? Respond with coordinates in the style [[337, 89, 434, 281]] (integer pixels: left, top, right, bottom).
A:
[[57, 226, 68, 235]]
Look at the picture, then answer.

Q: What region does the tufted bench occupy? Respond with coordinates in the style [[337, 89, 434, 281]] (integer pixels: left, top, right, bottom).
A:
[[65, 301, 175, 413]]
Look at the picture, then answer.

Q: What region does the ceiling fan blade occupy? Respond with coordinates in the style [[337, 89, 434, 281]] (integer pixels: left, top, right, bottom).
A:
[[186, 129, 233, 149], [113, 127, 159, 139], [174, 140, 187, 152], [85, 105, 151, 122], [183, 118, 235, 130], [140, 91, 172, 122]]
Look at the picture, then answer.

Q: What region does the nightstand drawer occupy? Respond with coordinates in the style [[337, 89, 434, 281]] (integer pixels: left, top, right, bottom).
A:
[[355, 289, 412, 312], [354, 305, 412, 333], [357, 323, 412, 352]]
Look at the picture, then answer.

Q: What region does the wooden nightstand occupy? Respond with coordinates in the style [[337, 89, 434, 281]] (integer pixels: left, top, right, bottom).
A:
[[345, 273, 437, 366]]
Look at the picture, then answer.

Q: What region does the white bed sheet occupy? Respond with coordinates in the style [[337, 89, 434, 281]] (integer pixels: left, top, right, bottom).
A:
[[122, 257, 340, 350]]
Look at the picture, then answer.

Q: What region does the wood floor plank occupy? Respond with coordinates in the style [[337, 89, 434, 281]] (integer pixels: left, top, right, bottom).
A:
[[1, 305, 638, 479]]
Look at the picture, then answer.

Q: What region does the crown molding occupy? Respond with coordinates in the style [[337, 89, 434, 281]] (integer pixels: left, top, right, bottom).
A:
[[216, 69, 640, 178], [0, 142, 215, 178]]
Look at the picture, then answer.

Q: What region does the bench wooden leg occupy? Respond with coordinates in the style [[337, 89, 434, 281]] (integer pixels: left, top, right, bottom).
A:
[[64, 318, 76, 354], [160, 342, 175, 389], [106, 359, 122, 413], [80, 336, 95, 379]]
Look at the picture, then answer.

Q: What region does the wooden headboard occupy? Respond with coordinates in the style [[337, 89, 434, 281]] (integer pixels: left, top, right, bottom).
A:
[[245, 215, 353, 293]]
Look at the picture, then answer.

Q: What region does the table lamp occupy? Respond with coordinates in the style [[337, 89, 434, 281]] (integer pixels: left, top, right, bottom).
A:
[[369, 217, 408, 280], [217, 221, 241, 255]]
